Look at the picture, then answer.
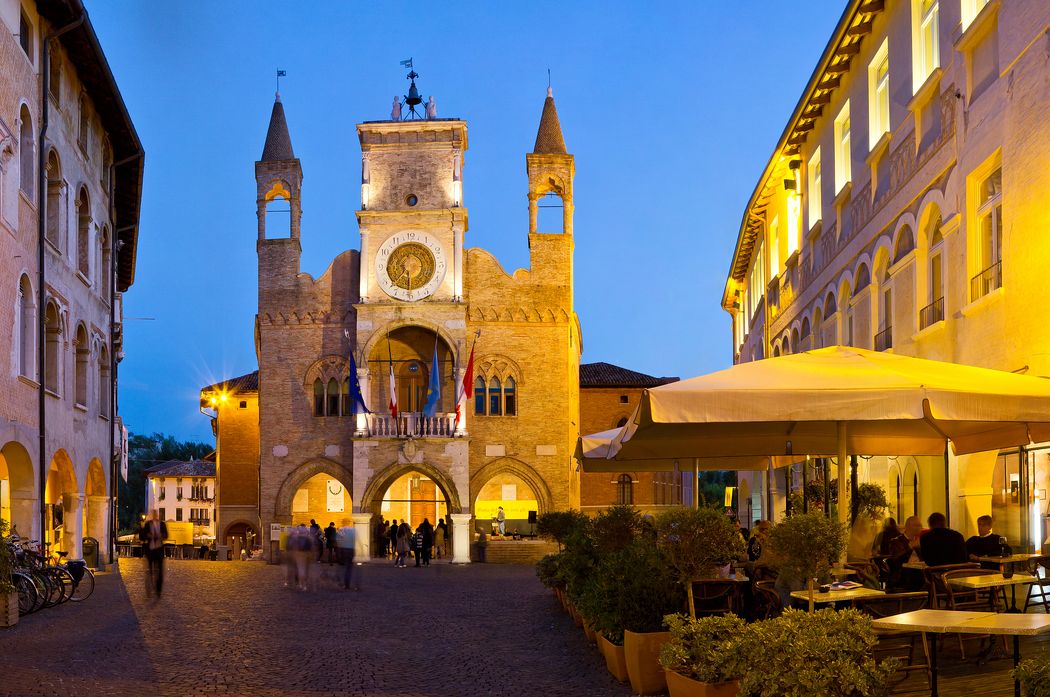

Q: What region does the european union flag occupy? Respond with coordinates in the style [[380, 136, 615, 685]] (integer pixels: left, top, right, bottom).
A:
[[422, 345, 441, 417], [349, 351, 369, 414]]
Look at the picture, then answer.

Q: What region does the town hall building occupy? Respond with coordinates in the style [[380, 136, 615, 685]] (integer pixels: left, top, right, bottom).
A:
[[201, 76, 591, 561]]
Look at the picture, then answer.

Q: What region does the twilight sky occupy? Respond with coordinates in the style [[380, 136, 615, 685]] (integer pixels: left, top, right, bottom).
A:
[[87, 1, 844, 442]]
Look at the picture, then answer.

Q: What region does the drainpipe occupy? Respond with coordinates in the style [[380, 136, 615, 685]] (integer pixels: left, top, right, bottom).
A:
[[38, 13, 85, 546]]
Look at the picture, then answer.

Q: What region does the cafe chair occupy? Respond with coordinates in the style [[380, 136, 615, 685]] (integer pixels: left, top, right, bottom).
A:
[[923, 563, 980, 609], [691, 580, 739, 617], [856, 592, 931, 688], [1023, 556, 1050, 613], [940, 568, 1003, 660], [752, 580, 782, 620]]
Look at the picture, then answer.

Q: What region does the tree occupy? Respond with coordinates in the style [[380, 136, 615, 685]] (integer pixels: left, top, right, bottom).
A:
[[117, 432, 212, 532]]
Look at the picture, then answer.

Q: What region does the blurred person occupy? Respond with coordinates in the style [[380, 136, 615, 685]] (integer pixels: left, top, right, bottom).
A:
[[434, 520, 447, 559], [388, 519, 400, 560], [496, 506, 506, 536], [139, 510, 168, 599], [747, 520, 771, 562], [309, 519, 323, 562], [324, 522, 338, 564], [337, 519, 359, 591], [377, 519, 389, 559], [873, 517, 907, 556], [395, 521, 411, 568], [919, 512, 968, 567]]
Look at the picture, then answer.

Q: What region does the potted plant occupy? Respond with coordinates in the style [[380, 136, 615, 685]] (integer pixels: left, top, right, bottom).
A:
[[0, 518, 18, 628], [736, 608, 897, 697], [659, 613, 746, 697], [1014, 656, 1050, 697], [655, 506, 745, 618], [764, 511, 846, 598]]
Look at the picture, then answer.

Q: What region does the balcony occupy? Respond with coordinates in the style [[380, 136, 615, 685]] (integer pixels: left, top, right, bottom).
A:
[[970, 261, 1002, 301], [919, 297, 944, 330], [875, 326, 893, 352], [365, 412, 457, 438]]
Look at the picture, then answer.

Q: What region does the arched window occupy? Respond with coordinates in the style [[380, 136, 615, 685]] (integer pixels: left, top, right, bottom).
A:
[[488, 377, 502, 416], [313, 378, 324, 416], [98, 225, 111, 302], [76, 188, 90, 278], [503, 376, 516, 416], [17, 275, 34, 378], [264, 193, 290, 239], [19, 105, 34, 197], [616, 474, 634, 506], [474, 377, 485, 415], [615, 416, 629, 428], [800, 317, 811, 340], [74, 324, 88, 406], [44, 302, 61, 394], [326, 378, 340, 416], [823, 293, 837, 315], [536, 192, 564, 233], [45, 150, 61, 249], [853, 264, 871, 292], [98, 344, 111, 418], [893, 225, 915, 263]]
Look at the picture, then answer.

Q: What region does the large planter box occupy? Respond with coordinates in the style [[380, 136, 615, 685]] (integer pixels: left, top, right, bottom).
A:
[[624, 629, 671, 695], [1, 592, 18, 628], [597, 633, 629, 683], [665, 669, 740, 697], [583, 621, 596, 643]]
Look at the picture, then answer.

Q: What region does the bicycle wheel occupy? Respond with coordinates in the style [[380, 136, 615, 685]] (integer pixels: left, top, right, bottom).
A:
[[12, 572, 38, 615], [25, 570, 48, 612], [50, 567, 75, 604], [69, 567, 95, 601]]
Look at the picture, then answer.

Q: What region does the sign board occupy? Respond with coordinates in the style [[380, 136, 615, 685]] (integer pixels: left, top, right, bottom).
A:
[[270, 523, 282, 538], [724, 486, 736, 508], [326, 479, 345, 513]]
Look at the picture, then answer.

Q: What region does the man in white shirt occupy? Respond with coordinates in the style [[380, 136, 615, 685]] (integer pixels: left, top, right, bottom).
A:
[[337, 520, 359, 591]]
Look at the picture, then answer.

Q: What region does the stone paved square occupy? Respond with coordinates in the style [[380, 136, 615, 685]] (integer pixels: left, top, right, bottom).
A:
[[0, 560, 631, 697]]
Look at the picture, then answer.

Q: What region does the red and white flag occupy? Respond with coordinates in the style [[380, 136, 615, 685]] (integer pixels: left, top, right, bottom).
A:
[[388, 360, 398, 419], [454, 341, 476, 431]]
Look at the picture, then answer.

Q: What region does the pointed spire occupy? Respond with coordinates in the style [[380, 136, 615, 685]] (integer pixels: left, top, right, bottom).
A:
[[532, 87, 567, 155], [261, 92, 295, 162]]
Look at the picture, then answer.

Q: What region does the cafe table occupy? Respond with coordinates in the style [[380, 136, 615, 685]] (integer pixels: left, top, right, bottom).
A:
[[977, 553, 1044, 572], [789, 586, 883, 612], [948, 572, 1037, 612], [830, 567, 857, 578], [903, 560, 928, 570]]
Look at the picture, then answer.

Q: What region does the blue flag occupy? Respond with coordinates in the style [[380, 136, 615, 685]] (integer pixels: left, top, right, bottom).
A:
[[422, 345, 441, 417], [348, 351, 369, 414]]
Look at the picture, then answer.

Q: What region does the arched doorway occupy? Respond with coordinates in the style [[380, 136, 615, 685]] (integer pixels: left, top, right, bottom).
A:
[[379, 472, 450, 529], [84, 458, 108, 548], [44, 449, 78, 556], [472, 472, 540, 537], [365, 325, 457, 435], [223, 520, 260, 554], [0, 441, 35, 538], [289, 472, 353, 527]]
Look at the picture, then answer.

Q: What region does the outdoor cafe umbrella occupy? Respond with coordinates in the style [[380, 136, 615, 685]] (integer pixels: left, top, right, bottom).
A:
[[582, 346, 1050, 524]]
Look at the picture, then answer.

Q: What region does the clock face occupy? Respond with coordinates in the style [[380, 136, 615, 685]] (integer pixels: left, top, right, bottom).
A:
[[375, 232, 447, 301]]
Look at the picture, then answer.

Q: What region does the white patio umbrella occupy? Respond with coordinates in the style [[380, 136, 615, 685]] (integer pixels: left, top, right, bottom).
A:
[[584, 346, 1050, 524]]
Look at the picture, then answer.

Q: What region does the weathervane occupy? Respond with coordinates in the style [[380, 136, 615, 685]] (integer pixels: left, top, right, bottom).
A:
[[401, 58, 425, 120], [276, 68, 286, 95]]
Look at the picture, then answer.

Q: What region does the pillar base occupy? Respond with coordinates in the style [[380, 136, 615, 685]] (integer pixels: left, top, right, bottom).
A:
[[352, 513, 373, 559], [450, 513, 472, 564]]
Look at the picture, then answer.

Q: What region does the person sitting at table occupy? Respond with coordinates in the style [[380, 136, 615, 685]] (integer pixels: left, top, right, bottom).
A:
[[919, 512, 968, 568], [966, 514, 1011, 568], [886, 516, 926, 591], [746, 520, 770, 562], [872, 517, 907, 556]]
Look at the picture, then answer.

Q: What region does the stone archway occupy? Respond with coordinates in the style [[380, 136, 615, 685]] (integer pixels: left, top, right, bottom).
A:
[[45, 449, 78, 557], [83, 458, 108, 552], [273, 458, 354, 521], [360, 460, 463, 515], [469, 457, 554, 516], [0, 440, 36, 539]]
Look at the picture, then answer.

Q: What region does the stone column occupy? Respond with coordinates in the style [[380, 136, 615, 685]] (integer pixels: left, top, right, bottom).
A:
[[352, 513, 372, 560], [70, 493, 85, 560], [450, 512, 473, 564]]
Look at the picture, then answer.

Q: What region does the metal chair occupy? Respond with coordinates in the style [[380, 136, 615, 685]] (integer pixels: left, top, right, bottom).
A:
[[1023, 556, 1050, 613], [855, 591, 931, 687], [940, 568, 1002, 660], [691, 580, 739, 617], [753, 580, 782, 620], [923, 563, 980, 609]]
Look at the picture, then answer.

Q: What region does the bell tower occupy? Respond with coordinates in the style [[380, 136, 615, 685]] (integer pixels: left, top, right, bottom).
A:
[[256, 93, 302, 287], [527, 87, 574, 284]]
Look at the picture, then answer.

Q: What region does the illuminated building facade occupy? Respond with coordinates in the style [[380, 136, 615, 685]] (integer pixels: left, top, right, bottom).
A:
[[0, 0, 142, 562], [723, 0, 1050, 549], [202, 79, 583, 560]]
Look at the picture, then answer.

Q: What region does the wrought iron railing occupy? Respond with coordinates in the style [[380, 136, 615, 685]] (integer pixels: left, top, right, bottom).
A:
[[970, 261, 1002, 301], [919, 297, 944, 330], [875, 326, 893, 352], [366, 412, 457, 438]]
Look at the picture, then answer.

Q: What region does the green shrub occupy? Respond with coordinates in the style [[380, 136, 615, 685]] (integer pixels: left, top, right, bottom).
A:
[[854, 483, 889, 522], [659, 613, 747, 683], [737, 608, 896, 697], [535, 553, 563, 589], [1014, 656, 1050, 697], [536, 510, 591, 547], [0, 518, 14, 595], [591, 505, 643, 555], [766, 511, 846, 586], [655, 506, 745, 617]]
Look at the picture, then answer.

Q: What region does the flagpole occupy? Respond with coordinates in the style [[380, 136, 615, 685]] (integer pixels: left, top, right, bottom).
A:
[[388, 333, 398, 437]]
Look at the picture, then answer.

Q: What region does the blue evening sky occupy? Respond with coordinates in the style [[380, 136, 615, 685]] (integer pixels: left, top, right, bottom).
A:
[[87, 1, 843, 442]]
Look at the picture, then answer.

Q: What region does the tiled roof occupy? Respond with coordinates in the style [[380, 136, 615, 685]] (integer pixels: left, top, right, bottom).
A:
[[533, 88, 567, 154], [261, 96, 295, 161], [579, 362, 678, 388], [201, 370, 259, 394], [145, 460, 216, 478]]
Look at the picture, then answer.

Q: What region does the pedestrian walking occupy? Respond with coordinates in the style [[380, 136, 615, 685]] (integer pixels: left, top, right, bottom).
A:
[[388, 519, 399, 560], [139, 510, 168, 599], [395, 521, 411, 567], [434, 520, 447, 559], [309, 519, 324, 562], [337, 519, 359, 590], [324, 522, 338, 564], [413, 527, 425, 567]]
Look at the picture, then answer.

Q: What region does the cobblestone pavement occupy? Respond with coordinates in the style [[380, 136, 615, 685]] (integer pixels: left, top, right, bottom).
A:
[[0, 559, 632, 697]]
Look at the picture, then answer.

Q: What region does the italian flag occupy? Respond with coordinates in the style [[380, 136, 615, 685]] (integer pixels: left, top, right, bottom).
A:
[[454, 342, 476, 432], [388, 360, 398, 419]]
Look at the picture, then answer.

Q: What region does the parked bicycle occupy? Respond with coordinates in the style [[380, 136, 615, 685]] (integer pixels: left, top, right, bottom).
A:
[[6, 534, 95, 617]]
